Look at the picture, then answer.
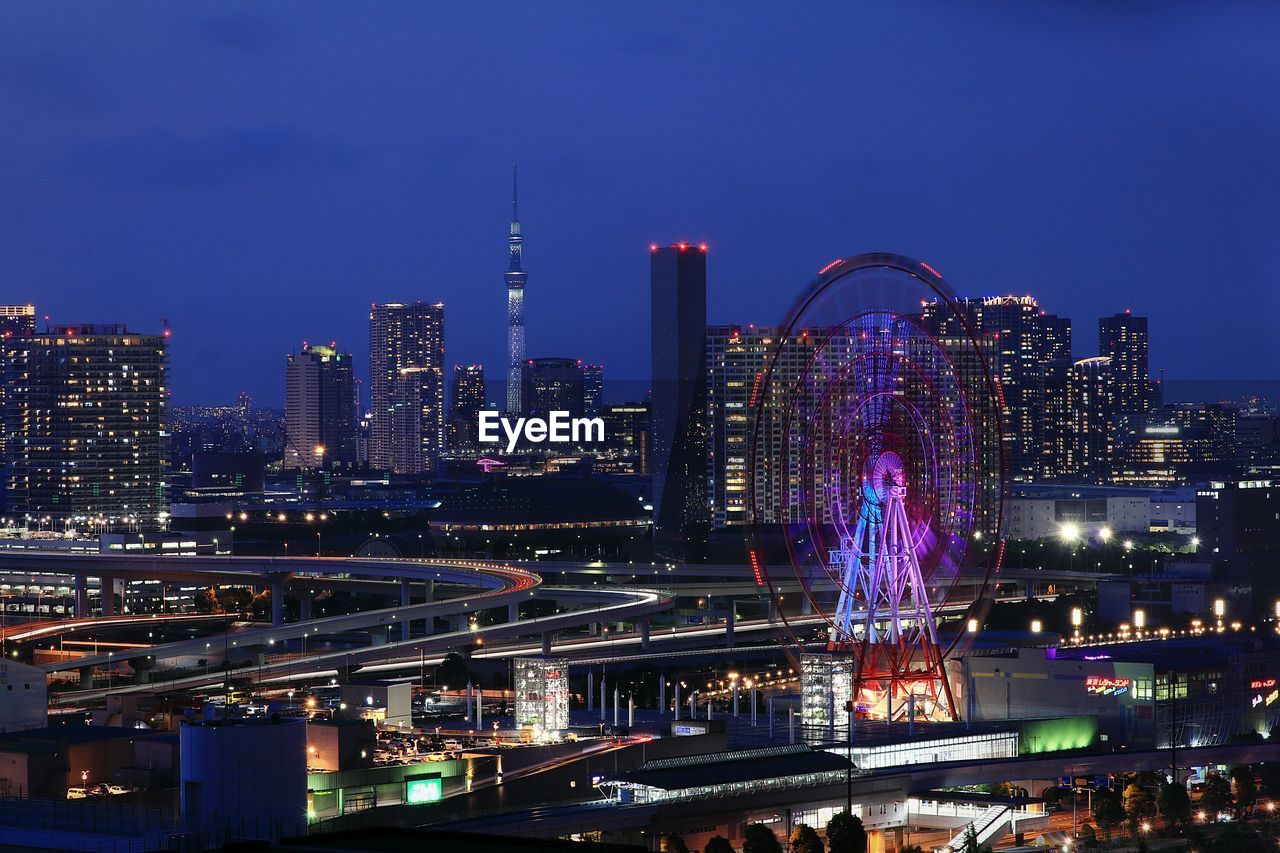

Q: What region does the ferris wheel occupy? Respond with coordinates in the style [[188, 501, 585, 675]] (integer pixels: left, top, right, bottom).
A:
[[746, 253, 1005, 721]]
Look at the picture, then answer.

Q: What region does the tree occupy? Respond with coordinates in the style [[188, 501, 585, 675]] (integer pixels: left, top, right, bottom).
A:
[[705, 836, 734, 853], [743, 824, 783, 853], [1093, 788, 1127, 840], [1078, 823, 1098, 849], [1123, 782, 1153, 828], [957, 824, 991, 853], [194, 587, 218, 613], [1158, 780, 1192, 831], [1202, 772, 1234, 817], [825, 811, 866, 853], [788, 824, 822, 853], [1231, 765, 1258, 809], [661, 835, 690, 853]]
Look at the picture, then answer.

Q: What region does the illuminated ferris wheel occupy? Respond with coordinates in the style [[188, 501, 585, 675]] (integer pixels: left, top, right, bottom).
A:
[[746, 253, 1005, 721]]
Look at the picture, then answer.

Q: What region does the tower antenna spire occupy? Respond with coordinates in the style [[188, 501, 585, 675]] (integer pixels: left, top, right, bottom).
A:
[[512, 162, 518, 222]]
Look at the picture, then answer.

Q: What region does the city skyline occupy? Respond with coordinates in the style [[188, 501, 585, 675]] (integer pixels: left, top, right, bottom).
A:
[[5, 3, 1280, 406]]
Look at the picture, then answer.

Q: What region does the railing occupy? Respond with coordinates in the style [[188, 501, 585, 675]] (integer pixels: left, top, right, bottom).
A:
[[942, 803, 1010, 851]]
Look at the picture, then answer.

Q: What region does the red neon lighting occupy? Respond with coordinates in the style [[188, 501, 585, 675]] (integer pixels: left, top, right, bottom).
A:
[[1251, 678, 1277, 690], [748, 548, 764, 585], [818, 259, 843, 276], [698, 243, 707, 251], [920, 262, 942, 279]]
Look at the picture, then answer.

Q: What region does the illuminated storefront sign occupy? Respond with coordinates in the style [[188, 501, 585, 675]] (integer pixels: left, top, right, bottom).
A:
[[405, 776, 443, 804], [1249, 678, 1276, 690], [1085, 676, 1130, 696]]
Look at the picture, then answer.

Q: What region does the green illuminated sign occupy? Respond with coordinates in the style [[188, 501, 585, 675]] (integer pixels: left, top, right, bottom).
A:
[[405, 776, 442, 804]]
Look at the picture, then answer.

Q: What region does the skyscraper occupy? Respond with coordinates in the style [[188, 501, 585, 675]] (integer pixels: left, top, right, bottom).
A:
[[1070, 355, 1116, 484], [0, 305, 36, 465], [521, 358, 585, 418], [924, 296, 1070, 484], [5, 323, 167, 529], [448, 364, 486, 451], [369, 302, 445, 474], [650, 243, 709, 561], [582, 364, 604, 414], [506, 166, 527, 414], [1099, 310, 1152, 431], [285, 342, 357, 471]]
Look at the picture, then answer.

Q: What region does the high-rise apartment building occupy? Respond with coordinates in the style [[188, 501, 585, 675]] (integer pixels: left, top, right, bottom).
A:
[[369, 302, 445, 474], [650, 243, 709, 561], [5, 323, 167, 529], [924, 296, 1071, 484], [1069, 356, 1115, 484], [448, 364, 486, 451], [506, 166, 527, 413], [582, 364, 604, 415], [284, 342, 357, 470], [1099, 311, 1152, 420], [0, 305, 36, 465], [521, 358, 585, 418]]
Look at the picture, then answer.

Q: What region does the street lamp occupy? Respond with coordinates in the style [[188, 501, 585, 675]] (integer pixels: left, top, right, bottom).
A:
[[1099, 527, 1112, 542], [1134, 609, 1146, 631]]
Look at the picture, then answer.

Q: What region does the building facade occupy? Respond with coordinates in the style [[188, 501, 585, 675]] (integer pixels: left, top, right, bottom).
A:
[[284, 343, 357, 470], [5, 324, 167, 529], [924, 296, 1071, 485], [368, 302, 445, 474], [448, 364, 486, 452], [650, 243, 709, 561], [521, 358, 586, 418]]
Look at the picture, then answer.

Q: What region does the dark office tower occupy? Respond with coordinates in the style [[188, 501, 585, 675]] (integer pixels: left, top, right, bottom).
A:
[[582, 364, 604, 414], [285, 342, 357, 471], [369, 302, 445, 474], [0, 305, 36, 464], [1099, 311, 1151, 434], [522, 358, 586, 418], [505, 165, 527, 414], [448, 364, 486, 451], [1070, 356, 1116, 484], [650, 242, 709, 562], [6, 323, 167, 529]]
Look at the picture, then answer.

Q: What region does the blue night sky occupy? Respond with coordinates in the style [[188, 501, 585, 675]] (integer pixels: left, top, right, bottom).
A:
[[3, 2, 1279, 405]]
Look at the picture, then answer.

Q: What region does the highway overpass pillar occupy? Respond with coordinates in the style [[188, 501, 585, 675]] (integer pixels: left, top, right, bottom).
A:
[[507, 603, 519, 623], [298, 593, 312, 621], [79, 665, 94, 690], [74, 574, 88, 618], [423, 580, 435, 602], [271, 580, 285, 627], [639, 618, 651, 650], [725, 608, 735, 648], [134, 656, 154, 684], [100, 575, 115, 617], [541, 633, 552, 656], [399, 580, 412, 640]]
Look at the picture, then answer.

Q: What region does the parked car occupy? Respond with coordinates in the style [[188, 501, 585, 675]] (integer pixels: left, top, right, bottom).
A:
[[442, 739, 462, 751], [424, 752, 448, 762], [66, 788, 88, 799], [106, 785, 135, 795]]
